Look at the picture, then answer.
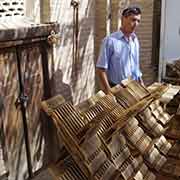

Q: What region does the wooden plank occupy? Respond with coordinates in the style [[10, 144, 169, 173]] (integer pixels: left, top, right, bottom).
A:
[[0, 20, 59, 43]]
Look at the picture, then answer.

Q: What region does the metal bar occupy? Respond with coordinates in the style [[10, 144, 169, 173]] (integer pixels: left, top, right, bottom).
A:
[[15, 47, 33, 178], [158, 0, 166, 82], [0, 37, 47, 49]]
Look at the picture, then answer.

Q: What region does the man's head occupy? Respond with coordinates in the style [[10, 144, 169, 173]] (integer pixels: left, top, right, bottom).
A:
[[121, 6, 141, 36]]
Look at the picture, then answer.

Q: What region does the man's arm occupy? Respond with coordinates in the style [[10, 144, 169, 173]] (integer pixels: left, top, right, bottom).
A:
[[96, 37, 113, 94], [96, 67, 112, 95]]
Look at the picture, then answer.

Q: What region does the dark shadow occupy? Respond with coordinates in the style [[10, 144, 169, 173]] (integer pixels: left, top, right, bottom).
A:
[[51, 69, 73, 103], [41, 69, 73, 166], [0, 96, 3, 115], [40, 111, 61, 166]]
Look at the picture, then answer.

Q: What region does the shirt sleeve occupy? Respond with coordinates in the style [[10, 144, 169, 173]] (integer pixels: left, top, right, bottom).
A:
[[96, 37, 113, 69]]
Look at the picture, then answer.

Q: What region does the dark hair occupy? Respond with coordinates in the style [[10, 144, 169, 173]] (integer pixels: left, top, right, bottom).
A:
[[122, 6, 141, 17]]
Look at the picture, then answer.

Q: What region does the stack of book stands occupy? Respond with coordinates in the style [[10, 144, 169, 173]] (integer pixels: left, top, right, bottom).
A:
[[32, 79, 180, 180]]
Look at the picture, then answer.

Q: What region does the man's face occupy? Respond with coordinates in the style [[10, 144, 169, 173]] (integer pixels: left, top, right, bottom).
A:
[[122, 14, 141, 34]]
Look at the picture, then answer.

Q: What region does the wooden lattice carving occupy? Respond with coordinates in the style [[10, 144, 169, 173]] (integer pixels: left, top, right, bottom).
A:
[[0, 0, 24, 18]]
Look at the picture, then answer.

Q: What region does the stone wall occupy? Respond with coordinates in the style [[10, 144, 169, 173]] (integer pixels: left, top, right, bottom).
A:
[[133, 0, 156, 85]]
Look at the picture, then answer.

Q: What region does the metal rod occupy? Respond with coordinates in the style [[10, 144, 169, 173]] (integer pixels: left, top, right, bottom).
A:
[[71, 0, 79, 67], [15, 47, 33, 178]]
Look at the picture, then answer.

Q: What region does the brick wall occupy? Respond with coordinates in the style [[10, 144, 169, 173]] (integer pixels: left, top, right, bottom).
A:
[[94, 0, 107, 61], [132, 0, 156, 85]]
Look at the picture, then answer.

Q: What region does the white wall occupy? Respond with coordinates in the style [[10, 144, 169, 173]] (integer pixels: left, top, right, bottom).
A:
[[159, 0, 180, 80], [25, 0, 40, 22], [49, 0, 95, 105]]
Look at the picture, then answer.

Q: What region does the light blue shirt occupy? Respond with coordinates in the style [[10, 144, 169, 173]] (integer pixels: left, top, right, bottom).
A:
[[96, 31, 142, 84]]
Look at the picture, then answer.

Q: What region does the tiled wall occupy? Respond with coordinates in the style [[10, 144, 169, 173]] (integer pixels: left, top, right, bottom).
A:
[[133, 0, 157, 85]]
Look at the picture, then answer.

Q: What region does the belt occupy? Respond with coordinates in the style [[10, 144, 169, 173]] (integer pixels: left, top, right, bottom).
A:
[[109, 81, 117, 87]]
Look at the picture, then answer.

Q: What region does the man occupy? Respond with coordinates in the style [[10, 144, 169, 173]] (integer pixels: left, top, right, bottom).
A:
[[96, 6, 143, 94]]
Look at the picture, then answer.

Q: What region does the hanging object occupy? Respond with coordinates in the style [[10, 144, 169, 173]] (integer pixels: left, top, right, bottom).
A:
[[15, 47, 33, 178], [71, 0, 79, 67], [47, 30, 60, 45]]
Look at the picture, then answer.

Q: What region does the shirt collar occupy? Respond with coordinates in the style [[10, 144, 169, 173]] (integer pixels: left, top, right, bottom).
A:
[[118, 30, 137, 41]]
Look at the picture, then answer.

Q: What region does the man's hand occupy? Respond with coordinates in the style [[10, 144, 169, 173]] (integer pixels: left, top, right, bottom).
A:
[[138, 77, 145, 87], [96, 68, 112, 95], [104, 88, 114, 96]]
